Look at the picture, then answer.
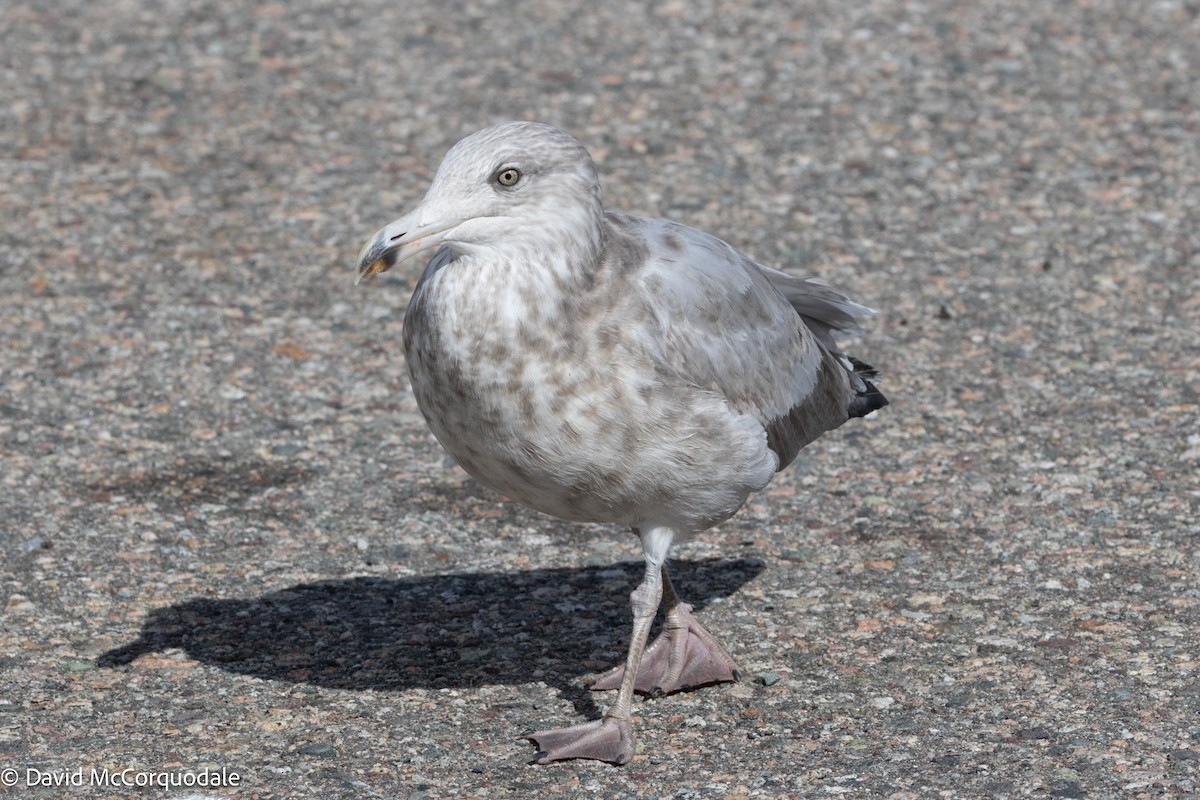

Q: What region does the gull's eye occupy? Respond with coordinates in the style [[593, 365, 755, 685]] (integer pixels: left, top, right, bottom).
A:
[[494, 167, 521, 188]]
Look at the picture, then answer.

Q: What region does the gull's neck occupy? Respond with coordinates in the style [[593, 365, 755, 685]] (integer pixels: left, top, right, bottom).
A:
[[470, 201, 607, 297], [413, 201, 609, 338]]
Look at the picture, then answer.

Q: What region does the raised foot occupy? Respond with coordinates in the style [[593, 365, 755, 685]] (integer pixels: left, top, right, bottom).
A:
[[590, 604, 741, 695], [525, 715, 635, 765]]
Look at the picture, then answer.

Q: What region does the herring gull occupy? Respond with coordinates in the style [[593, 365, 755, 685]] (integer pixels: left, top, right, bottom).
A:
[[356, 121, 888, 765]]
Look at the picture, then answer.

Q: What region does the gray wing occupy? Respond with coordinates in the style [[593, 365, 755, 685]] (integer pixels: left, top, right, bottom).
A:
[[614, 213, 881, 469]]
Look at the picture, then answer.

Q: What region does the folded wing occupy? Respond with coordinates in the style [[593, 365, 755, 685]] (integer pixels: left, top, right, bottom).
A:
[[617, 214, 886, 470]]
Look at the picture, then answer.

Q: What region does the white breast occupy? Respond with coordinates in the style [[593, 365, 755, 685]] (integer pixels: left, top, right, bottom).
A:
[[401, 251, 777, 532]]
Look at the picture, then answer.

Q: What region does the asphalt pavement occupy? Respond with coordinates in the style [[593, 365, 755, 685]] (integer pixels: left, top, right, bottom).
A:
[[1, 1, 1197, 798]]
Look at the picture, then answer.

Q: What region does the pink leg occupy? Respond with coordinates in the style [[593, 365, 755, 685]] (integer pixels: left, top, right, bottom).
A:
[[589, 567, 741, 696], [526, 526, 673, 765]]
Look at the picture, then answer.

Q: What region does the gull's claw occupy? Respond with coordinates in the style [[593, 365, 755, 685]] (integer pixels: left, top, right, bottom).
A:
[[590, 603, 740, 695], [526, 716, 635, 765]]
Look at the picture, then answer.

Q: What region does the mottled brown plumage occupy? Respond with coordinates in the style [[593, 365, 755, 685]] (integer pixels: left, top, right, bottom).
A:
[[356, 121, 887, 765]]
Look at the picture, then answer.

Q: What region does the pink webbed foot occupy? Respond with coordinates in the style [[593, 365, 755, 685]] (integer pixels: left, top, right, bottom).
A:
[[589, 603, 741, 696], [525, 715, 635, 765]]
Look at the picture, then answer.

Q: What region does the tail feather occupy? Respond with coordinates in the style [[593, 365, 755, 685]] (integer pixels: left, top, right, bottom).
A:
[[764, 269, 889, 419], [764, 272, 876, 348]]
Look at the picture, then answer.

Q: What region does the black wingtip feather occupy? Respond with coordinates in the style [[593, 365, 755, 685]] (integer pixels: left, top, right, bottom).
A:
[[848, 355, 881, 380], [848, 379, 888, 418]]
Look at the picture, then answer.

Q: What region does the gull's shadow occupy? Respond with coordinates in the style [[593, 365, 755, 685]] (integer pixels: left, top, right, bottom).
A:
[[99, 558, 763, 718]]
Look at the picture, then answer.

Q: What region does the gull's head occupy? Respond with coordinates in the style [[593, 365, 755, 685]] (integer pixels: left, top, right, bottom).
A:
[[356, 122, 604, 283]]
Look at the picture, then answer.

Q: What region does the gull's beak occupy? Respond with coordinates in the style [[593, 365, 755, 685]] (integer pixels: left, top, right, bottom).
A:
[[355, 211, 462, 284]]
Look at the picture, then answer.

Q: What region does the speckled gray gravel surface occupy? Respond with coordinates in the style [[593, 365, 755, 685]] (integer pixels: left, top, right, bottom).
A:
[[2, 1, 1197, 798]]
